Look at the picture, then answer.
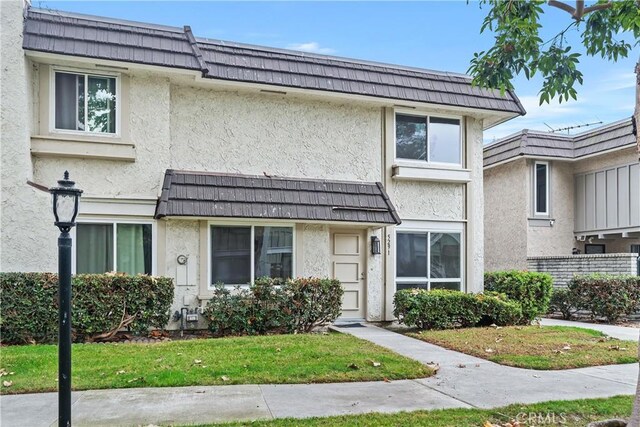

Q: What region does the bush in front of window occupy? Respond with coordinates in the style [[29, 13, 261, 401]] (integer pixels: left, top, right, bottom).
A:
[[0, 272, 174, 345], [202, 277, 343, 337], [393, 289, 523, 330], [567, 274, 640, 323], [484, 271, 553, 323]]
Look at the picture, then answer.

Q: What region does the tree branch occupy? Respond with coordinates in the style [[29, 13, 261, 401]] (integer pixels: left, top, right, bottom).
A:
[[583, 2, 613, 14], [574, 0, 584, 18], [548, 1, 576, 16]]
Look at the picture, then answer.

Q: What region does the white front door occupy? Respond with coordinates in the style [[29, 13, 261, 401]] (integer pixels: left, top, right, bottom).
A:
[[330, 230, 366, 319]]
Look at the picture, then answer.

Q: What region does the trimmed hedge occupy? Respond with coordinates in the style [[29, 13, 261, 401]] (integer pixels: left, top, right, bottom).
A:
[[393, 289, 523, 330], [202, 277, 343, 336], [548, 288, 576, 320], [0, 272, 174, 344], [568, 274, 640, 322], [484, 271, 553, 322]]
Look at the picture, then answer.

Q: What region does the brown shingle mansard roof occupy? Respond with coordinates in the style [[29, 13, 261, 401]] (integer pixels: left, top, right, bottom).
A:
[[483, 118, 636, 167], [23, 8, 525, 116], [155, 170, 402, 225]]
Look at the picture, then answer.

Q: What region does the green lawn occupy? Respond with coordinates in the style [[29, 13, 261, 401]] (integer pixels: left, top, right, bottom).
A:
[[0, 332, 433, 394], [205, 395, 634, 427], [408, 325, 638, 370]]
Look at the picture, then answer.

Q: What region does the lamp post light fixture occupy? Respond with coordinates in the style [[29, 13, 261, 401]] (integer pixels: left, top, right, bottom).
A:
[[50, 171, 82, 427]]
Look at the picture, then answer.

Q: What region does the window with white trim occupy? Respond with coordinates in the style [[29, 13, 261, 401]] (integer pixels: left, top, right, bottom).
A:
[[210, 225, 293, 286], [395, 113, 461, 165], [534, 161, 549, 215], [76, 222, 153, 275], [54, 70, 117, 134], [396, 230, 462, 291]]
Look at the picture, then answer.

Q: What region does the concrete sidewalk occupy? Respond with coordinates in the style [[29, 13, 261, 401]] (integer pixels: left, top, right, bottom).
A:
[[1, 322, 637, 427], [540, 317, 640, 341]]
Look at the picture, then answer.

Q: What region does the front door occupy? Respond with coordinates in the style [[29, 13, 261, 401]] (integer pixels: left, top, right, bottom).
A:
[[330, 230, 366, 319]]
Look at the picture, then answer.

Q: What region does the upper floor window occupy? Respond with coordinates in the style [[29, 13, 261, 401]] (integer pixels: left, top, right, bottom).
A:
[[395, 113, 461, 165], [534, 161, 549, 215], [54, 71, 117, 134], [76, 222, 153, 275]]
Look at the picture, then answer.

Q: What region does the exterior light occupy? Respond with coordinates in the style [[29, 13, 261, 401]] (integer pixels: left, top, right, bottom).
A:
[[50, 171, 82, 232], [49, 170, 82, 427], [371, 235, 381, 255]]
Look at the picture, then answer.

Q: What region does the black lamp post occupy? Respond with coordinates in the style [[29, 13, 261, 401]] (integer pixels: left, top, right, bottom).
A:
[[50, 171, 82, 427]]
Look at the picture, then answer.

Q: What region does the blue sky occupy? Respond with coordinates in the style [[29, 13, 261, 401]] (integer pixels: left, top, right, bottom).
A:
[[38, 1, 637, 141]]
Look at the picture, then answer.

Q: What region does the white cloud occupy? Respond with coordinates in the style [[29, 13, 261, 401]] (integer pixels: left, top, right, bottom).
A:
[[600, 71, 636, 91], [286, 42, 335, 54]]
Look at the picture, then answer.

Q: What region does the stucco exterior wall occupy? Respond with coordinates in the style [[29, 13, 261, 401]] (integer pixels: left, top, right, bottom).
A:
[[391, 181, 464, 220], [466, 117, 485, 293], [527, 160, 575, 257], [298, 224, 331, 278], [0, 1, 56, 272], [169, 84, 382, 182], [484, 159, 528, 271]]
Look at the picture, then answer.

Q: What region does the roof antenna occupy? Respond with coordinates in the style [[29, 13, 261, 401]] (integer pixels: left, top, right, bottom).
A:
[[548, 121, 603, 134], [543, 122, 554, 132]]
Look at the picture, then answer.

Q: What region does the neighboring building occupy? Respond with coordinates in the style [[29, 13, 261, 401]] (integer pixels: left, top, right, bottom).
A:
[[484, 118, 639, 280], [0, 2, 524, 324]]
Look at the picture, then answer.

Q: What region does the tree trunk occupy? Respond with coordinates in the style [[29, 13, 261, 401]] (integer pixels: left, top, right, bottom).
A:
[[631, 58, 640, 427]]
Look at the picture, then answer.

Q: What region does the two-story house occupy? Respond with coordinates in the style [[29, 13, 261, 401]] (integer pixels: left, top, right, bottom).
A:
[[484, 119, 639, 283], [1, 1, 524, 324]]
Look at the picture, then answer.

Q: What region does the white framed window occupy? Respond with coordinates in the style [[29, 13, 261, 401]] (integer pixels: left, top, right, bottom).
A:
[[395, 223, 463, 292], [209, 223, 295, 287], [51, 68, 119, 135], [534, 161, 549, 215], [73, 220, 155, 275], [394, 112, 462, 166]]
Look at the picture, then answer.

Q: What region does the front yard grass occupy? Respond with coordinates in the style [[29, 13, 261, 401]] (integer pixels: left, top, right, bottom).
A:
[[212, 395, 634, 427], [408, 325, 638, 370], [0, 332, 433, 395]]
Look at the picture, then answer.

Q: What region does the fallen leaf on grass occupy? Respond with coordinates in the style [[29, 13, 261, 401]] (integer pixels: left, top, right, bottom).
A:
[[562, 345, 571, 351], [347, 363, 359, 370], [193, 359, 202, 365], [127, 377, 144, 384], [383, 377, 391, 383], [495, 338, 503, 343], [116, 370, 126, 375], [3, 381, 12, 387], [485, 348, 495, 353], [368, 359, 381, 367], [221, 375, 230, 382], [275, 348, 281, 352]]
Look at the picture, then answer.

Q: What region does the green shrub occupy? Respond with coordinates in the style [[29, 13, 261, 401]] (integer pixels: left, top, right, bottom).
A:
[[201, 277, 343, 337], [393, 289, 481, 330], [484, 271, 553, 322], [0, 272, 174, 344], [568, 274, 640, 322], [548, 288, 576, 320], [393, 289, 523, 329], [477, 291, 523, 326]]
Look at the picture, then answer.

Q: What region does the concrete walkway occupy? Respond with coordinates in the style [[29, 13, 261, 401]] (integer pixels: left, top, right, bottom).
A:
[[1, 322, 638, 427], [541, 317, 640, 341]]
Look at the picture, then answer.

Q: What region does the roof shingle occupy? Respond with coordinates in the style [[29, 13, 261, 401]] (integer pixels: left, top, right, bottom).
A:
[[23, 8, 525, 116], [155, 170, 401, 225]]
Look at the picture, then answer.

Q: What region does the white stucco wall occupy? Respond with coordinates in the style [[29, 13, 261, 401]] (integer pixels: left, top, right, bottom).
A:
[[391, 181, 464, 220], [0, 1, 57, 272], [484, 158, 528, 271]]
